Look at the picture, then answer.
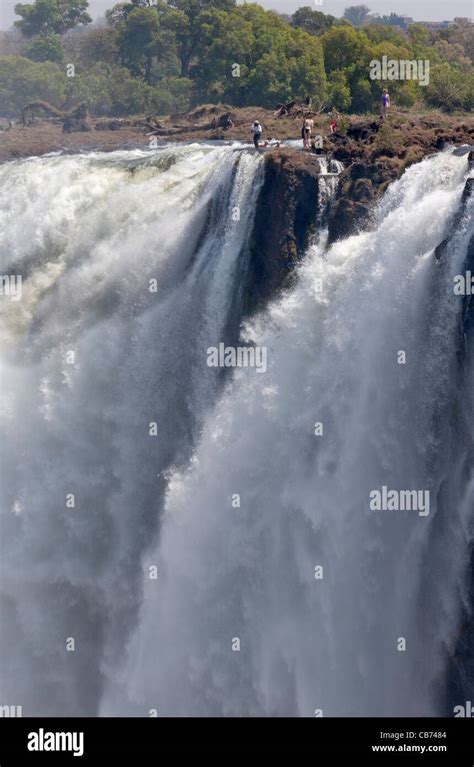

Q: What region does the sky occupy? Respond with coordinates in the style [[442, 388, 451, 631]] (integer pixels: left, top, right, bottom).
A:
[[0, 0, 472, 30]]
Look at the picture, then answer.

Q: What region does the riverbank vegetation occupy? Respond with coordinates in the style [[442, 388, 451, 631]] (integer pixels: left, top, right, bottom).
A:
[[0, 0, 472, 118]]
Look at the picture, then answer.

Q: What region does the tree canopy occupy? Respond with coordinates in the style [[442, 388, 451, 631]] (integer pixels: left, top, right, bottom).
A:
[[14, 0, 92, 37], [343, 5, 372, 27], [1, 0, 472, 117]]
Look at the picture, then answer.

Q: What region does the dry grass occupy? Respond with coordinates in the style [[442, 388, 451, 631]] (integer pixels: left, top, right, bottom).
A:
[[0, 105, 472, 162]]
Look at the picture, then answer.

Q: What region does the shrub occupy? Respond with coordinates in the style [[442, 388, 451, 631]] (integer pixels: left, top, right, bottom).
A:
[[26, 34, 64, 63], [0, 56, 66, 116], [149, 76, 194, 115]]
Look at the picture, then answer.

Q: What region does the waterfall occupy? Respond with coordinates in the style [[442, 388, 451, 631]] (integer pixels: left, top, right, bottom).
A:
[[316, 155, 341, 227], [0, 145, 472, 717], [0, 145, 264, 715]]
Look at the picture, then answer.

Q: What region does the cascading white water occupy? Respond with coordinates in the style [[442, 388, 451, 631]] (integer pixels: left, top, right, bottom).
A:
[[0, 144, 264, 715], [0, 145, 472, 718], [315, 155, 341, 227], [99, 150, 472, 718]]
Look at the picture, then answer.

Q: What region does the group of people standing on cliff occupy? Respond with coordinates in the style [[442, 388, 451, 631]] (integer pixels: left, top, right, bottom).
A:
[[301, 106, 340, 149], [251, 88, 391, 150], [300, 89, 390, 149]]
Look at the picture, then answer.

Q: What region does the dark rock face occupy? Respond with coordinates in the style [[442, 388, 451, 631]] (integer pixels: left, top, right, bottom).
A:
[[346, 121, 380, 141], [327, 197, 371, 243], [326, 122, 403, 245], [244, 148, 321, 312], [63, 117, 92, 134], [352, 178, 374, 201]]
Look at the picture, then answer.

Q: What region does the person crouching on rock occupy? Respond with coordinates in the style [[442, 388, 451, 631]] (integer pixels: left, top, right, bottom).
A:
[[251, 120, 263, 148], [380, 89, 390, 121]]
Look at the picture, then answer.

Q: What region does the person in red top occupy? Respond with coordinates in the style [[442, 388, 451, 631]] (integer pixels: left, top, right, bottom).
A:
[[329, 108, 339, 134]]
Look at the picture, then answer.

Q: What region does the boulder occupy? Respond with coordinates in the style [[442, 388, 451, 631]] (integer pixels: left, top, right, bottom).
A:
[[350, 161, 369, 179], [352, 178, 374, 202], [327, 198, 371, 244], [63, 117, 92, 133]]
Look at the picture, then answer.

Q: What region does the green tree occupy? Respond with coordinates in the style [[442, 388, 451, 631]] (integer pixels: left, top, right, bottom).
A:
[[327, 69, 351, 110], [288, 28, 327, 104], [0, 55, 66, 115], [365, 24, 407, 46], [167, 0, 235, 76], [78, 27, 120, 67], [119, 6, 180, 82], [425, 62, 474, 111], [246, 49, 292, 106], [291, 7, 336, 36], [117, 7, 161, 83], [65, 62, 112, 112], [443, 18, 474, 64], [106, 0, 168, 25], [14, 0, 92, 37], [373, 13, 407, 28], [343, 5, 371, 27], [26, 32, 64, 61], [150, 75, 193, 113], [105, 1, 134, 26], [407, 23, 430, 50], [107, 67, 155, 113], [191, 7, 253, 104], [322, 25, 370, 72], [349, 75, 372, 111], [196, 4, 327, 107]]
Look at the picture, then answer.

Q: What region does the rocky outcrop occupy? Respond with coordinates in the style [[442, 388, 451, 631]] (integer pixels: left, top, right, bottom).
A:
[[243, 130, 473, 312], [244, 148, 321, 312], [327, 118, 473, 245]]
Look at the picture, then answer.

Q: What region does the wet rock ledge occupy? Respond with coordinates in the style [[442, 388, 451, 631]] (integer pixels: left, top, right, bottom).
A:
[[244, 149, 321, 312]]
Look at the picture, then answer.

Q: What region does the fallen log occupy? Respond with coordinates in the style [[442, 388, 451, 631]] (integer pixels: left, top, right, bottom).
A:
[[273, 100, 326, 118], [273, 100, 296, 116], [146, 111, 234, 136], [21, 100, 92, 133], [22, 100, 66, 125], [95, 119, 135, 131]]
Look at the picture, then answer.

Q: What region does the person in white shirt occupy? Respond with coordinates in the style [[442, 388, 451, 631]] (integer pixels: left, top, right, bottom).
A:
[[251, 120, 263, 148]]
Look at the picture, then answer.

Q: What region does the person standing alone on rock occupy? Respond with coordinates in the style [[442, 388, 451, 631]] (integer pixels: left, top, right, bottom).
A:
[[251, 120, 263, 148], [302, 114, 314, 149], [329, 108, 339, 134], [380, 89, 390, 121]]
